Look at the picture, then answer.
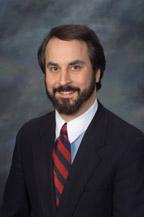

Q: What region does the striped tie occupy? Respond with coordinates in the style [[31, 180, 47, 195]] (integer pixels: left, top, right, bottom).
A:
[[52, 123, 71, 206]]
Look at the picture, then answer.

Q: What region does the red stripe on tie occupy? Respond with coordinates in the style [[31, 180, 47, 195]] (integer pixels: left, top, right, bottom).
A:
[[53, 170, 64, 194], [56, 197, 59, 206], [52, 150, 68, 179], [57, 138, 71, 162]]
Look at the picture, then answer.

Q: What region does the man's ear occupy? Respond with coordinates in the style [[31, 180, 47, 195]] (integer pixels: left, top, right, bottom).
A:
[[95, 69, 101, 83]]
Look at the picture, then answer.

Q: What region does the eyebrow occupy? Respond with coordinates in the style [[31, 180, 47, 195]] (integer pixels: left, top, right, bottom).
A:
[[46, 62, 59, 67], [68, 60, 85, 66]]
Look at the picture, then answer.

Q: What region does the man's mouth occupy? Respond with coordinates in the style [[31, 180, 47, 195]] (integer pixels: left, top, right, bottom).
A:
[[54, 86, 79, 98], [56, 90, 77, 98], [59, 90, 75, 94]]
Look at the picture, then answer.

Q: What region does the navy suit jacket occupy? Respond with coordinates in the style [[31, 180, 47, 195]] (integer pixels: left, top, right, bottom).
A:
[[0, 103, 144, 217]]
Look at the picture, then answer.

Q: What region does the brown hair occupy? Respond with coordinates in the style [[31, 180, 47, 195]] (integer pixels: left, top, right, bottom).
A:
[[37, 24, 106, 90]]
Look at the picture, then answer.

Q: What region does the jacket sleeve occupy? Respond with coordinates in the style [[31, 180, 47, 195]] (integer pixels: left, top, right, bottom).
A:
[[113, 135, 144, 217], [0, 127, 30, 217]]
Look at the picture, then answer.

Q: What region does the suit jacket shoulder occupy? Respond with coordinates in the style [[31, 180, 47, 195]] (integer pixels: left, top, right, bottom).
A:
[[16, 110, 55, 139], [20, 110, 55, 131]]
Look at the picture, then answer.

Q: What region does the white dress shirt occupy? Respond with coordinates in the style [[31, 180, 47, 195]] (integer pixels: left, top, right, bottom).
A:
[[55, 99, 98, 162]]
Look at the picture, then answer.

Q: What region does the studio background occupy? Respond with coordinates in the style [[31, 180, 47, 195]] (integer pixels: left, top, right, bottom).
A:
[[0, 0, 144, 203]]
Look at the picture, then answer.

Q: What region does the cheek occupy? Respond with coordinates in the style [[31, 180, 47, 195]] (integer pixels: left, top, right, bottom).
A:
[[75, 76, 92, 89], [45, 74, 56, 90], [72, 69, 93, 88]]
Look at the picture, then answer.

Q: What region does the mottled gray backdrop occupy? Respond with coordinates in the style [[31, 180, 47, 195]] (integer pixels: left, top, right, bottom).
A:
[[0, 0, 144, 203]]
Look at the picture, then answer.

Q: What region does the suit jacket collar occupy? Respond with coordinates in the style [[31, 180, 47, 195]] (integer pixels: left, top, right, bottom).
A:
[[33, 102, 108, 217]]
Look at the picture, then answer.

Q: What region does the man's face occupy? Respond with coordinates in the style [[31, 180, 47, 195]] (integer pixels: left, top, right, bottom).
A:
[[45, 38, 100, 116]]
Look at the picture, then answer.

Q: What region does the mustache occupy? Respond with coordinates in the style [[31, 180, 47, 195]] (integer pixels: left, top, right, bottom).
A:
[[54, 85, 80, 93]]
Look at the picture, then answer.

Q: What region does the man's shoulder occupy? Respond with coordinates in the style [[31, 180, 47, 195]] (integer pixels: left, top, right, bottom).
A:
[[18, 110, 55, 135], [100, 103, 144, 139]]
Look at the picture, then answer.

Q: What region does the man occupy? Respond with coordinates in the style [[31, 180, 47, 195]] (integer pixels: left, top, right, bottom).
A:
[[0, 24, 144, 217]]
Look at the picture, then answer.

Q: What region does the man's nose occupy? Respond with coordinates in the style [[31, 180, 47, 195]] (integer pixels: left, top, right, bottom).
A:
[[58, 69, 71, 86]]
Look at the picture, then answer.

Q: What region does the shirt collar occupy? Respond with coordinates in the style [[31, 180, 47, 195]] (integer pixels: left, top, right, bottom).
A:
[[55, 99, 98, 143]]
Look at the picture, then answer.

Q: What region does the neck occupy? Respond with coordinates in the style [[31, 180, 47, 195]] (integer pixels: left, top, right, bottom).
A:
[[60, 91, 97, 122]]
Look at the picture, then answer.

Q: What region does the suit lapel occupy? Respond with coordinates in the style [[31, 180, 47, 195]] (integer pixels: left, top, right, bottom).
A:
[[55, 103, 108, 217], [32, 112, 56, 217]]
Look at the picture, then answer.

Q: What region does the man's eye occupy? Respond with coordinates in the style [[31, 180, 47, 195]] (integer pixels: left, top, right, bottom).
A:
[[71, 65, 81, 71], [49, 66, 58, 72]]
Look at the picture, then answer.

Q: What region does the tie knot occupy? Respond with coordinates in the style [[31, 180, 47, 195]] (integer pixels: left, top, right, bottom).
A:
[[60, 123, 68, 138]]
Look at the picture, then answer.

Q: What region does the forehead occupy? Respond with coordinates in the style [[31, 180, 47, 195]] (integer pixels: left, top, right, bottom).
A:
[[45, 38, 90, 63]]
